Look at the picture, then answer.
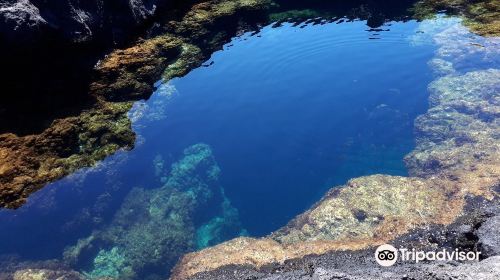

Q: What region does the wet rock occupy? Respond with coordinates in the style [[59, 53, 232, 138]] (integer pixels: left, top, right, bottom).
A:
[[0, 257, 86, 280], [172, 198, 500, 280], [272, 175, 455, 244], [92, 0, 271, 101]]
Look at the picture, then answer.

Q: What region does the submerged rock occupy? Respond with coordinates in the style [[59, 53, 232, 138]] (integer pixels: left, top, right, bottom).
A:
[[0, 258, 86, 280], [63, 144, 243, 280], [12, 269, 85, 280]]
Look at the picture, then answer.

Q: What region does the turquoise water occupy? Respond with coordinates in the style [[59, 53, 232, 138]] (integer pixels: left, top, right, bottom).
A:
[[1, 16, 487, 279]]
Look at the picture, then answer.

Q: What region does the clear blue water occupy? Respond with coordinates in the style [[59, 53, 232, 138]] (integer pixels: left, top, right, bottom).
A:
[[137, 20, 433, 234], [0, 17, 443, 277]]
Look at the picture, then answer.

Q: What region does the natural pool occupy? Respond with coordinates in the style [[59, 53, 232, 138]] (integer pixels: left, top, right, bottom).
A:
[[1, 12, 498, 280]]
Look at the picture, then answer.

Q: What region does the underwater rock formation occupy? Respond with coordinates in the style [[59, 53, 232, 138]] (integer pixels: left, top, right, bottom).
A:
[[11, 269, 85, 280], [63, 144, 243, 279], [0, 257, 86, 280]]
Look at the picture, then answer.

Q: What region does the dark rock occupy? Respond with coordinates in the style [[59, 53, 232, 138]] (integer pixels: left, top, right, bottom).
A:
[[478, 215, 500, 257], [0, 0, 48, 44], [0, 0, 170, 46]]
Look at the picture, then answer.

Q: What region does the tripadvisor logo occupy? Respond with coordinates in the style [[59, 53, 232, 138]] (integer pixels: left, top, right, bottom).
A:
[[374, 244, 481, 267], [375, 244, 398, 266]]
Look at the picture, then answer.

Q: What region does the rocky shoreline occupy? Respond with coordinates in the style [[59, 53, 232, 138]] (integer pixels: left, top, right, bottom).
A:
[[173, 196, 500, 280]]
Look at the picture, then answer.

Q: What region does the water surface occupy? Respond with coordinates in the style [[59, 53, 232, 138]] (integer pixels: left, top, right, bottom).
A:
[[138, 20, 435, 234]]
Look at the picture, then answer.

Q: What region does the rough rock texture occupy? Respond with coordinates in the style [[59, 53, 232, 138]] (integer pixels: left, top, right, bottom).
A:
[[478, 215, 500, 257], [0, 101, 135, 208], [0, 0, 48, 43], [171, 190, 500, 280], [171, 196, 500, 279], [0, 0, 169, 45], [185, 255, 500, 280], [91, 0, 271, 101], [0, 1, 498, 279], [0, 258, 87, 280]]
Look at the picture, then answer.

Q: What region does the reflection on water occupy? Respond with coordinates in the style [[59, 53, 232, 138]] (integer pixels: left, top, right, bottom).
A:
[[1, 15, 497, 279]]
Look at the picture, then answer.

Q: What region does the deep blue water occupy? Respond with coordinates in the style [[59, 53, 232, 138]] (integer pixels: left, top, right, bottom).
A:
[[0, 17, 445, 277], [136, 20, 433, 235]]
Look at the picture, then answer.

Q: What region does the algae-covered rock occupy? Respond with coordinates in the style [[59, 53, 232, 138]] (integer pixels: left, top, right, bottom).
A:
[[271, 175, 455, 244], [64, 144, 242, 280], [412, 0, 500, 36], [92, 0, 271, 102], [406, 69, 500, 182], [0, 100, 135, 209], [0, 0, 272, 209]]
